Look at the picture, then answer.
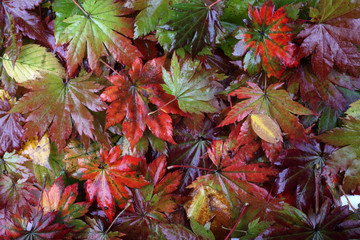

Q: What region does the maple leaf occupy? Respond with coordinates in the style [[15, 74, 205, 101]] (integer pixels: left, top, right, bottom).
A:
[[10, 73, 107, 152], [55, 0, 143, 77], [162, 54, 218, 114], [152, 222, 203, 240], [158, 0, 223, 56], [0, 174, 37, 216], [188, 140, 277, 209], [134, 0, 170, 38], [0, 210, 72, 240], [0, 95, 24, 155], [169, 117, 221, 192], [101, 57, 181, 148], [219, 82, 313, 140], [79, 216, 125, 240], [274, 138, 337, 212], [41, 176, 89, 230], [288, 64, 360, 112], [316, 115, 360, 193], [0, 0, 55, 63], [297, 0, 360, 80], [233, 0, 298, 78], [0, 151, 33, 179], [73, 145, 148, 221], [115, 155, 182, 239], [259, 201, 360, 239]]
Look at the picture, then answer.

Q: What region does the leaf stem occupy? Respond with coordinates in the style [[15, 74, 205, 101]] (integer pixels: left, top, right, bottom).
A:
[[168, 165, 215, 172], [71, 0, 88, 16], [100, 59, 123, 77], [208, 0, 222, 9], [224, 203, 249, 240], [148, 98, 177, 115], [105, 202, 131, 234], [339, 185, 357, 212]]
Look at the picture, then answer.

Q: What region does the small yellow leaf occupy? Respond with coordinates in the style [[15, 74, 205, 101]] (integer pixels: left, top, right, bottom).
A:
[[251, 114, 282, 143], [19, 133, 51, 168]]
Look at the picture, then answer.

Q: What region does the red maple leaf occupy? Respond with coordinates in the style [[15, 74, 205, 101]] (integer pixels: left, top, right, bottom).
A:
[[188, 140, 277, 207], [101, 57, 182, 148], [0, 210, 72, 240], [116, 155, 182, 239], [73, 145, 148, 221], [233, 0, 298, 78]]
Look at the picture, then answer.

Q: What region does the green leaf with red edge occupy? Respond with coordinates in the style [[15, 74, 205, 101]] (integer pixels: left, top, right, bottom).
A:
[[274, 139, 336, 212], [0, 174, 38, 216], [55, 0, 143, 77], [116, 155, 182, 239], [233, 0, 298, 78], [169, 117, 221, 192], [73, 146, 148, 221], [10, 73, 108, 153], [41, 176, 89, 230], [288, 64, 360, 112], [0, 210, 72, 240], [188, 139, 277, 208], [100, 57, 181, 149], [219, 82, 312, 140], [259, 201, 360, 239], [297, 1, 360, 80], [158, 0, 223, 56], [0, 96, 24, 155], [79, 216, 125, 240]]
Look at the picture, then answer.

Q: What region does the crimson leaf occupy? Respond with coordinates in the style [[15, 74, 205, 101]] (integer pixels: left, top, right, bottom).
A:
[[73, 146, 148, 221]]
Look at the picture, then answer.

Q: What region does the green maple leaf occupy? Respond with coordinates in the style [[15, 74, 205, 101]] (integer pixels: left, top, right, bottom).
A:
[[10, 73, 107, 152], [134, 0, 170, 38], [310, 0, 359, 23], [161, 54, 218, 114], [55, 0, 142, 77], [158, 0, 223, 56]]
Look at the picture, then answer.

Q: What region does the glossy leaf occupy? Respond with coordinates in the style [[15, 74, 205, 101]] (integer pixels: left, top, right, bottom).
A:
[[288, 64, 360, 111], [10, 73, 107, 152], [0, 174, 37, 216], [79, 216, 125, 240], [0, 94, 24, 155], [0, 210, 72, 240], [115, 155, 182, 239], [162, 54, 218, 114], [297, 0, 360, 80], [159, 0, 223, 56], [73, 146, 148, 221], [101, 57, 179, 148], [41, 176, 88, 230], [233, 0, 298, 78], [274, 139, 336, 212], [220, 82, 312, 140], [2, 44, 65, 83], [260, 202, 360, 239], [134, 0, 170, 38], [55, 0, 142, 76], [188, 140, 277, 208]]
